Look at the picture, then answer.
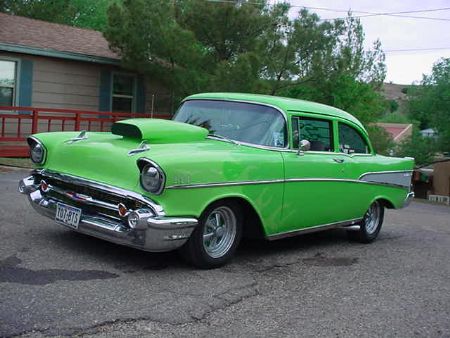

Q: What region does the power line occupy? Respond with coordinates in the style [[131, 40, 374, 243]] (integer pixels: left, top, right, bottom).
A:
[[290, 5, 450, 15], [384, 47, 450, 53], [324, 12, 450, 22], [300, 6, 450, 22], [207, 1, 450, 22]]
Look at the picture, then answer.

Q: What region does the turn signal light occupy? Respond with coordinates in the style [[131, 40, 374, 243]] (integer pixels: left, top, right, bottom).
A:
[[118, 203, 128, 217], [40, 180, 49, 192]]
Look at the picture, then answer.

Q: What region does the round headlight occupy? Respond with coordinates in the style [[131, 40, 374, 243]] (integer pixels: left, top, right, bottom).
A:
[[140, 163, 165, 194], [30, 140, 46, 164]]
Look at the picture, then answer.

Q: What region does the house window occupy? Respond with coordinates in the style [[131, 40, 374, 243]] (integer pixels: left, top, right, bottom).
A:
[[0, 60, 17, 106], [112, 73, 135, 112]]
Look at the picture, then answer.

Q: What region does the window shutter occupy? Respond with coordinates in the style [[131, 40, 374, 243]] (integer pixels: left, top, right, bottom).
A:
[[99, 70, 111, 111], [18, 59, 33, 107], [136, 75, 146, 113]]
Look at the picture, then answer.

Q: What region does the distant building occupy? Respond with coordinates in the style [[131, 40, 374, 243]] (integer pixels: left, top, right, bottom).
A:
[[376, 123, 413, 143], [0, 12, 170, 113], [419, 128, 437, 138]]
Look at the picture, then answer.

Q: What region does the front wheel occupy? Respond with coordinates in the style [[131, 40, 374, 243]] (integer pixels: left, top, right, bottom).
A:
[[180, 201, 242, 269], [348, 201, 384, 243]]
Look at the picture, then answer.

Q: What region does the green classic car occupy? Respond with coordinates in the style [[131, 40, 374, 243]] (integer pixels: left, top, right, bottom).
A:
[[19, 93, 414, 268]]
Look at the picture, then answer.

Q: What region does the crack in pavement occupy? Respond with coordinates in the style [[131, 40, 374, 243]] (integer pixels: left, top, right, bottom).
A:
[[249, 252, 359, 273], [5, 253, 358, 337], [189, 281, 260, 322], [76, 286, 261, 337], [11, 281, 261, 337]]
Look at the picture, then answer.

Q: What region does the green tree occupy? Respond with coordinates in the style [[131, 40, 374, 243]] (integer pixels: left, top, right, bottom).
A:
[[389, 99, 399, 113], [408, 57, 450, 151], [105, 0, 205, 96], [0, 0, 114, 31], [281, 73, 385, 125], [367, 125, 394, 155], [276, 12, 386, 125], [104, 0, 386, 121], [106, 0, 276, 96], [395, 129, 438, 166]]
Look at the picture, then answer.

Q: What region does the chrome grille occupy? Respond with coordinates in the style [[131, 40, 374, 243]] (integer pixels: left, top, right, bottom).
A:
[[32, 172, 148, 225]]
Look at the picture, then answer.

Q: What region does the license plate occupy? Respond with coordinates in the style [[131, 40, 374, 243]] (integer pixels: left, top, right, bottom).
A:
[[55, 203, 81, 229]]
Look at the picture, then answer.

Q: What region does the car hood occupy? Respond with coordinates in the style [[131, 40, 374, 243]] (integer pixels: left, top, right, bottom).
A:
[[32, 130, 238, 193]]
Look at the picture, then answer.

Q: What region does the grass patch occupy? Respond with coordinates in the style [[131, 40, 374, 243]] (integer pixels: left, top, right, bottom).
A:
[[378, 112, 412, 124], [0, 157, 33, 168]]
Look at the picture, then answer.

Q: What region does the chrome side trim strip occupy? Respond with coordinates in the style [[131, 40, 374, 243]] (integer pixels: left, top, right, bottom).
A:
[[206, 137, 295, 152], [267, 218, 362, 241], [283, 178, 408, 189], [166, 177, 409, 190], [34, 169, 165, 216], [167, 179, 285, 190]]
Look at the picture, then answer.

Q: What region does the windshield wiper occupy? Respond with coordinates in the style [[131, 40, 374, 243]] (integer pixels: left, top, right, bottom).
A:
[[208, 133, 239, 145]]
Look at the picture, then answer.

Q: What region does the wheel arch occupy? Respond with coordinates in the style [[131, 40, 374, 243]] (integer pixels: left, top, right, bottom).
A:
[[201, 195, 267, 239], [375, 197, 395, 209]]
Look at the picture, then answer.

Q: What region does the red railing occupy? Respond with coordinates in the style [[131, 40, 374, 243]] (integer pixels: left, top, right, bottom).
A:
[[0, 106, 172, 157]]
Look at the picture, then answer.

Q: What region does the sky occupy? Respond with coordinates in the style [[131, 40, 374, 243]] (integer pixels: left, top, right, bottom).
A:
[[284, 0, 450, 85]]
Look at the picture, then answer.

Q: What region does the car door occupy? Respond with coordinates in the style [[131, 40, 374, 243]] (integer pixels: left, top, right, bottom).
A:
[[280, 115, 353, 234], [334, 121, 377, 219]]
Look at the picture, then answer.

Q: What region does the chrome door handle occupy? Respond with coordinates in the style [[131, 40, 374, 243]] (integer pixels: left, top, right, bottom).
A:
[[333, 158, 344, 163]]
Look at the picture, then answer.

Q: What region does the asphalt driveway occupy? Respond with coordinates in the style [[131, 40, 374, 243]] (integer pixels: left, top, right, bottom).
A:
[[1, 168, 449, 337]]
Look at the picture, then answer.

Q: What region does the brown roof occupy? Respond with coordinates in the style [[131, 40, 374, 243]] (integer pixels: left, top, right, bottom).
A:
[[0, 12, 119, 60]]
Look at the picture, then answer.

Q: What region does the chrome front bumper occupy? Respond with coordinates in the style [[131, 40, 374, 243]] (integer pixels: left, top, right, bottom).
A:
[[19, 174, 198, 252]]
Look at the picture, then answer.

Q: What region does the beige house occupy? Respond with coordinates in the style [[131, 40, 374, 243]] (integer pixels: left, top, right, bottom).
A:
[[0, 12, 170, 114]]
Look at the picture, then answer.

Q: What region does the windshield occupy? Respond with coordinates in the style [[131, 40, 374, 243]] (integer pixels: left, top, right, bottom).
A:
[[173, 100, 287, 148]]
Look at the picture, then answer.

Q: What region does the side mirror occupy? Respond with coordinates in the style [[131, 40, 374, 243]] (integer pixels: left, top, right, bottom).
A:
[[298, 139, 310, 155]]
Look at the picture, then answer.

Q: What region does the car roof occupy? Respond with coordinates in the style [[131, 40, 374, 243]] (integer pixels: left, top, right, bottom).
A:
[[186, 92, 365, 131]]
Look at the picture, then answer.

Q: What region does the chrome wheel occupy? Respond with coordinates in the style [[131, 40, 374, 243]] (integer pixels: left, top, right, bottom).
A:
[[202, 206, 237, 259], [364, 201, 381, 235]]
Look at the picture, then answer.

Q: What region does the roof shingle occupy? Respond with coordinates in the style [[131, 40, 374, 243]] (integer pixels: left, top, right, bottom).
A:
[[0, 12, 119, 60]]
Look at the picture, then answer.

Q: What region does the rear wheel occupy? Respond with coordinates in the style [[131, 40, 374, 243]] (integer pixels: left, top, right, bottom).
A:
[[181, 201, 242, 269], [348, 201, 384, 243]]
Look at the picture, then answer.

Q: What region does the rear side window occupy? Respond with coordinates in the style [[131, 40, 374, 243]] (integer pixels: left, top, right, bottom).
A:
[[292, 117, 333, 151], [338, 123, 369, 154]]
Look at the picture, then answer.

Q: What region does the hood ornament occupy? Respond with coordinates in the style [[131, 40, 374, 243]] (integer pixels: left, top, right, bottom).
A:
[[65, 130, 88, 144], [128, 141, 150, 156]]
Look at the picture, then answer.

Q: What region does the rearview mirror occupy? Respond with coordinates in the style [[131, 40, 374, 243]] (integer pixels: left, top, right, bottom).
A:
[[298, 139, 310, 155]]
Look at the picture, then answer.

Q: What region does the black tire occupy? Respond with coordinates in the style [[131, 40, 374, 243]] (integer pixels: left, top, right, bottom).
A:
[[180, 201, 242, 269], [348, 201, 384, 243]]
